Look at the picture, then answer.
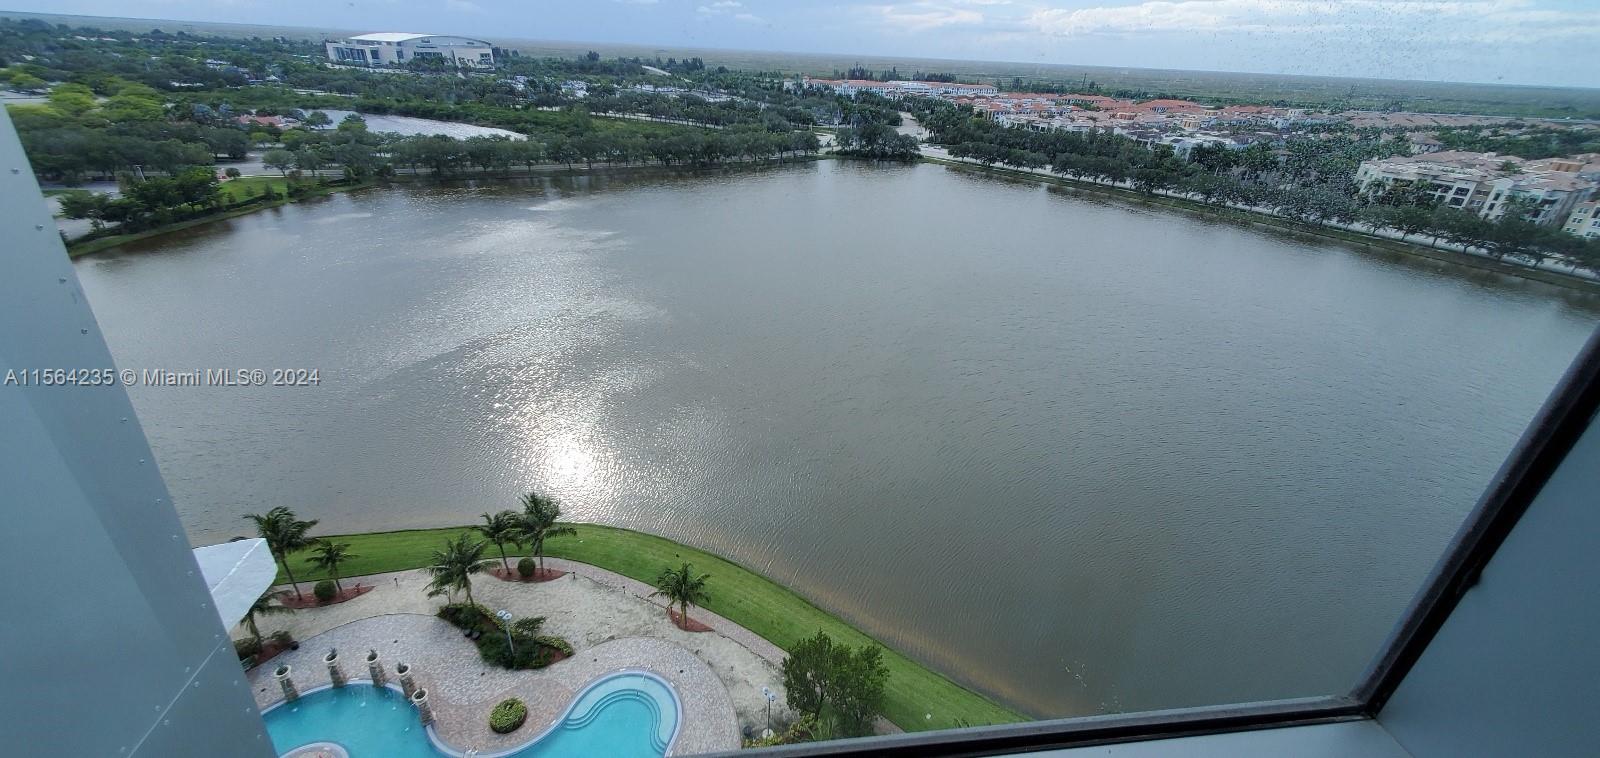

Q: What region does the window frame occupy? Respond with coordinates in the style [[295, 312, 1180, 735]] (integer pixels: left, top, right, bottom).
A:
[[728, 327, 1600, 756]]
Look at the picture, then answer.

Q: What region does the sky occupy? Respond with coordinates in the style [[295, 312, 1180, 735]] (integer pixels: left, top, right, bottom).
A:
[[5, 0, 1597, 88]]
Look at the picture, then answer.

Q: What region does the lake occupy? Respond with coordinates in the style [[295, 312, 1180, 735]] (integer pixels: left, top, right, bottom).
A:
[[74, 160, 1600, 719]]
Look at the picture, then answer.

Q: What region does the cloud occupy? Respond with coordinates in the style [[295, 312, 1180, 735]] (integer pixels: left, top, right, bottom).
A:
[[444, 0, 484, 13], [613, 0, 660, 4], [1026, 0, 1597, 42], [860, 2, 987, 33], [696, 0, 764, 21]]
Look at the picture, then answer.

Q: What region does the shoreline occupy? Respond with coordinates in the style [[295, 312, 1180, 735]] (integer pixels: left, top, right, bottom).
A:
[[63, 156, 823, 258], [914, 154, 1600, 294], [67, 155, 1599, 296], [250, 521, 1027, 732]]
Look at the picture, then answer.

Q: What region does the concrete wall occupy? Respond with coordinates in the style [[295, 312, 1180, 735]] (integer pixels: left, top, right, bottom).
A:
[[0, 110, 273, 756]]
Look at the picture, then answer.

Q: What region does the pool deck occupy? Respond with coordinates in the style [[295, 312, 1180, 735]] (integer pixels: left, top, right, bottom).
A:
[[249, 615, 739, 755]]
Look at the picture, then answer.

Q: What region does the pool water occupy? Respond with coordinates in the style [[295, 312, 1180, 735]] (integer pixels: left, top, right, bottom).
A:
[[264, 672, 680, 758]]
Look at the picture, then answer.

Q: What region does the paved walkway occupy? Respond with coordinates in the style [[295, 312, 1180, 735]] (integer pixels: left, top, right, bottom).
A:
[[250, 615, 737, 755], [248, 559, 809, 747]]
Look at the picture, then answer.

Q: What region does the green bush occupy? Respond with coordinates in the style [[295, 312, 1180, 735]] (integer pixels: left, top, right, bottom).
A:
[[234, 637, 262, 660], [512, 616, 546, 636], [438, 602, 496, 632], [534, 635, 573, 656], [313, 580, 337, 602], [269, 630, 294, 646], [489, 698, 527, 734], [517, 557, 537, 578]]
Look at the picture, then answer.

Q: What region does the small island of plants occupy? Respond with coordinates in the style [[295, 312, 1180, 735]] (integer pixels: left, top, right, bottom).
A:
[[489, 698, 529, 734]]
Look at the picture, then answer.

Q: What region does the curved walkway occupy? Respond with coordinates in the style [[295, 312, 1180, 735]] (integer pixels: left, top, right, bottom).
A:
[[249, 615, 738, 755], [247, 560, 806, 748]]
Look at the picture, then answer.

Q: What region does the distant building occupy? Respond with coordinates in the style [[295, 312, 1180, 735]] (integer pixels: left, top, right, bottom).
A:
[[1564, 200, 1600, 239], [801, 77, 996, 97], [324, 33, 494, 69], [1356, 151, 1600, 226]]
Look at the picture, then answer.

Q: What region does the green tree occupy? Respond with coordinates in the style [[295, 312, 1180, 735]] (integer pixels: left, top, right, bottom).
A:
[[780, 631, 888, 739], [476, 510, 523, 572], [649, 562, 710, 625], [243, 506, 320, 599], [515, 492, 576, 571], [241, 591, 294, 647], [425, 534, 493, 607], [308, 541, 357, 592], [47, 83, 97, 117], [304, 110, 333, 128], [263, 149, 295, 177]]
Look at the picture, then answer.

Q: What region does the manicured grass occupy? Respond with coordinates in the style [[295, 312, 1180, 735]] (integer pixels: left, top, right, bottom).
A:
[[218, 175, 291, 203], [274, 522, 1024, 731]]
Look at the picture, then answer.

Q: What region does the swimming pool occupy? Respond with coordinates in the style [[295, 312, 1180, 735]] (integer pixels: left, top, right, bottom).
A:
[[263, 671, 681, 758]]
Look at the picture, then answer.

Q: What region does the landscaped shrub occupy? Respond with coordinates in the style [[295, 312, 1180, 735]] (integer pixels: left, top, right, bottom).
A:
[[269, 630, 295, 647], [512, 616, 546, 636], [488, 698, 527, 734], [534, 635, 573, 656], [313, 580, 337, 602], [234, 637, 263, 660], [517, 557, 537, 579], [438, 602, 496, 632]]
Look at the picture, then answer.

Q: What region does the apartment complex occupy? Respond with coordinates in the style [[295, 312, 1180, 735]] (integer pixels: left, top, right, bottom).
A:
[[1566, 200, 1600, 239], [1356, 151, 1600, 229], [324, 32, 494, 68]]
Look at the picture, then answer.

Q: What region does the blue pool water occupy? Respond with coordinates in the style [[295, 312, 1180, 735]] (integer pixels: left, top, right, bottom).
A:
[[264, 672, 680, 758]]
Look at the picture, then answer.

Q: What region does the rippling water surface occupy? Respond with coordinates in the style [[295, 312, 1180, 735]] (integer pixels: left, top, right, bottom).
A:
[[75, 161, 1600, 718]]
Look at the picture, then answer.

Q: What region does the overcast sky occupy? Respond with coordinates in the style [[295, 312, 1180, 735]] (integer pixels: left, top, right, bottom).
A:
[[8, 1, 1597, 88]]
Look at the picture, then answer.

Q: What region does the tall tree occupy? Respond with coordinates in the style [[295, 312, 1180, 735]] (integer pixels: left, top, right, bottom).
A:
[[425, 534, 493, 608], [242, 591, 294, 646], [780, 631, 888, 739], [476, 510, 523, 572], [649, 562, 711, 625], [308, 541, 357, 592], [243, 506, 319, 599], [515, 492, 577, 571]]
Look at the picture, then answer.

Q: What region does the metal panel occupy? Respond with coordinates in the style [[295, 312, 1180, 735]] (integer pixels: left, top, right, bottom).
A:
[[0, 107, 272, 757]]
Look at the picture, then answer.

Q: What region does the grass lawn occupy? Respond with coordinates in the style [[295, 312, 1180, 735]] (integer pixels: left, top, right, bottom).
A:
[[275, 522, 1024, 732], [218, 175, 291, 203]]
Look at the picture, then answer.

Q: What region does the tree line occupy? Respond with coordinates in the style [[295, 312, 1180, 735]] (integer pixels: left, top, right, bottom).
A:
[[911, 98, 1600, 272]]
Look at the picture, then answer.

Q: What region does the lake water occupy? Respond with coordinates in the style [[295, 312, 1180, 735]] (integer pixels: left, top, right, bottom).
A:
[[74, 160, 1600, 719]]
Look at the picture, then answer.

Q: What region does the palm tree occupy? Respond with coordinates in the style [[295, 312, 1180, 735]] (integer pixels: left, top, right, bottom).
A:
[[516, 492, 577, 572], [309, 541, 357, 592], [650, 563, 711, 626], [242, 591, 295, 647], [476, 510, 523, 572], [244, 506, 320, 599], [425, 534, 493, 608]]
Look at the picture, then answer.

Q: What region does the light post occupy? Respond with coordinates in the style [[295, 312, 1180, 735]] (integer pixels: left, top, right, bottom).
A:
[[761, 686, 776, 733], [495, 609, 515, 657]]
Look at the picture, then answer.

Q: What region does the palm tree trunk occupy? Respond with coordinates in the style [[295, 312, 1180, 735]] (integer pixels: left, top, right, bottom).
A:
[[246, 612, 263, 645], [280, 556, 303, 599], [498, 543, 510, 572], [464, 582, 475, 609], [333, 573, 343, 593]]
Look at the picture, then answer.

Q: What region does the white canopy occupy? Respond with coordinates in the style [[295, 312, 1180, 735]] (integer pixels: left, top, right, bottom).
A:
[[192, 538, 278, 628]]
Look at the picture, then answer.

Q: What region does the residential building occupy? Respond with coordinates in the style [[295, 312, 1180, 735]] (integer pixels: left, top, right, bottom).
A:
[[1355, 151, 1600, 225], [324, 33, 494, 69], [1565, 200, 1600, 238]]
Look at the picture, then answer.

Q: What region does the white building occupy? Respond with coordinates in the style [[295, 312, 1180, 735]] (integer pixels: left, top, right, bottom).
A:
[[1564, 200, 1600, 239], [1355, 151, 1600, 226], [325, 33, 494, 69]]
